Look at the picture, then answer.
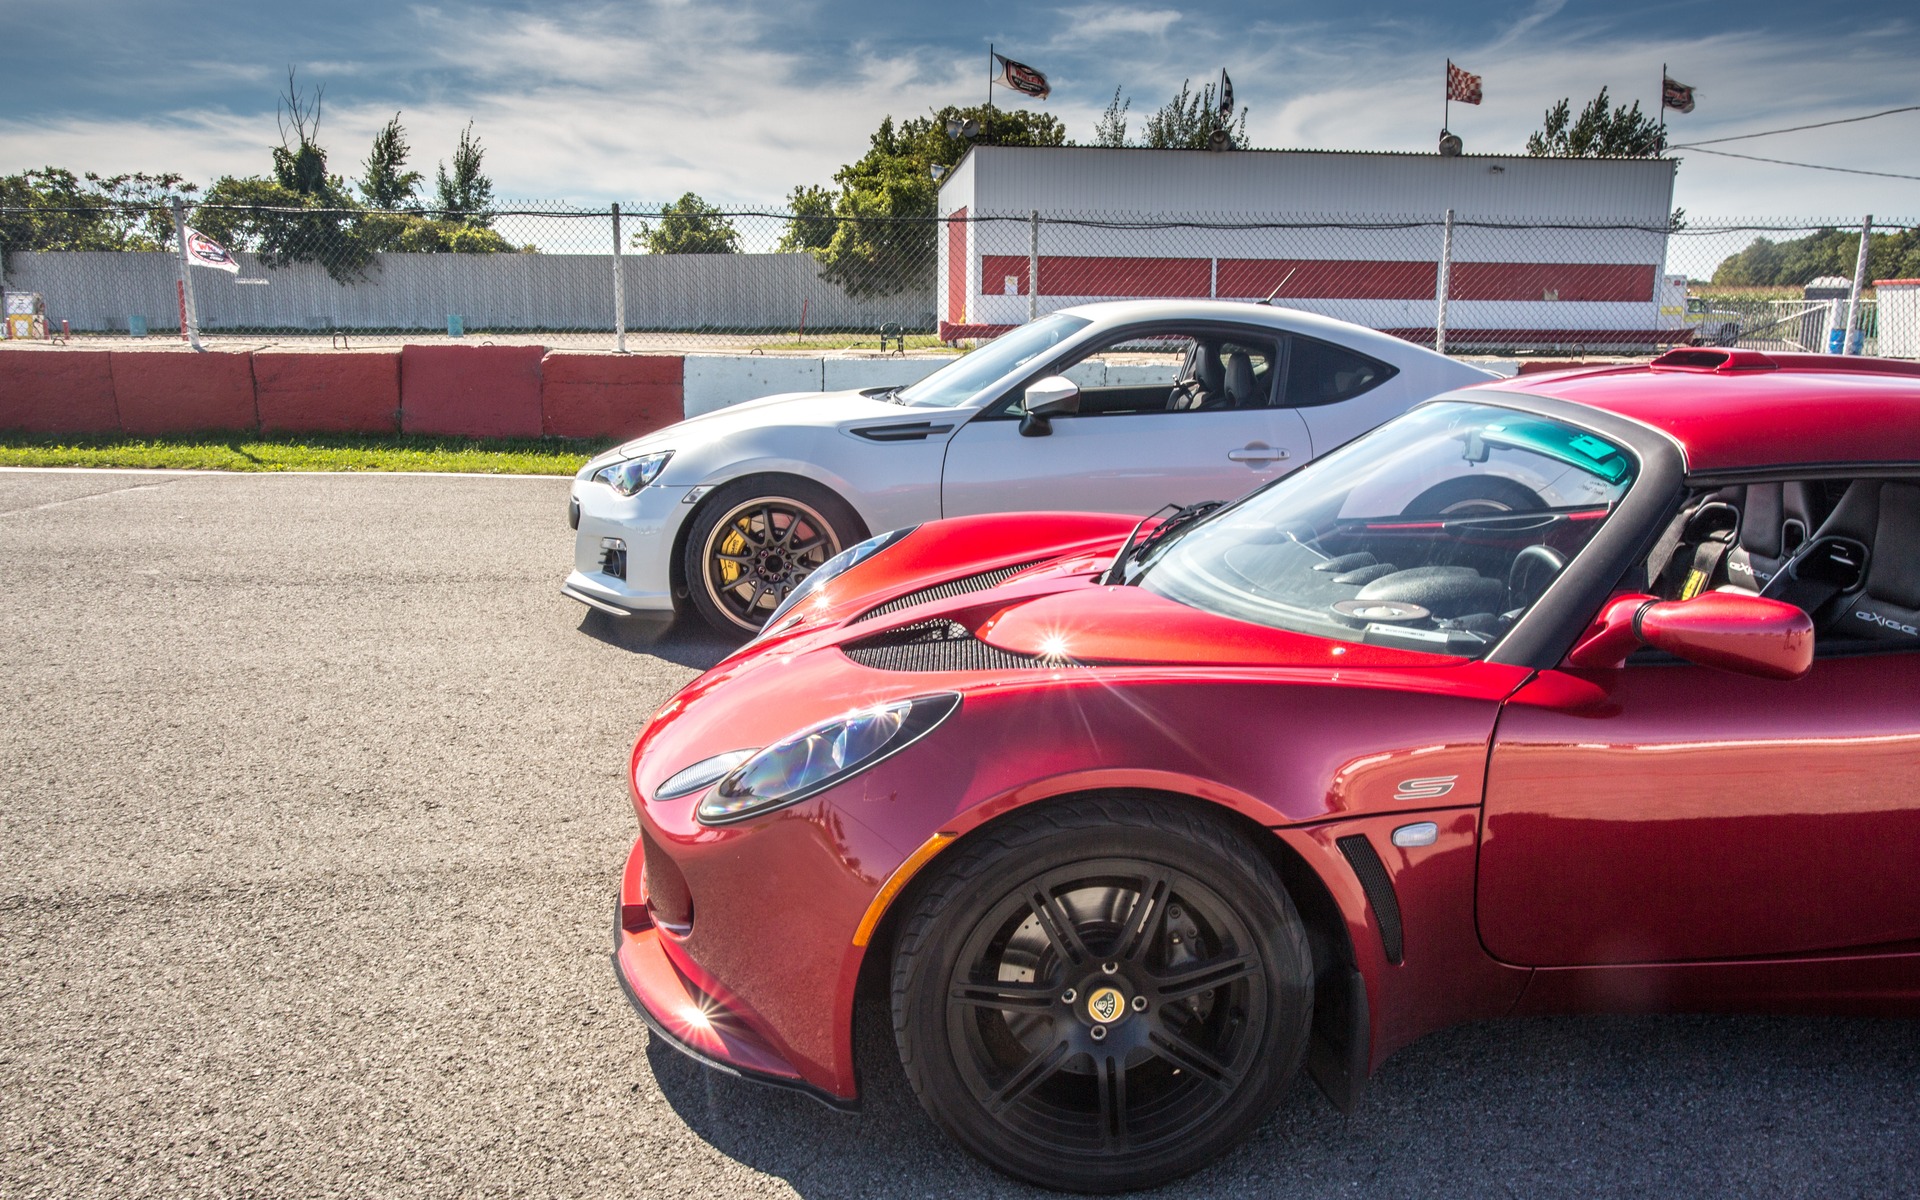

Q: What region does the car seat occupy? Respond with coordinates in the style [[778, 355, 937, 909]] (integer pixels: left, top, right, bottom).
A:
[[1168, 343, 1226, 410], [1799, 480, 1920, 644], [1720, 482, 1819, 593], [1224, 350, 1258, 408]]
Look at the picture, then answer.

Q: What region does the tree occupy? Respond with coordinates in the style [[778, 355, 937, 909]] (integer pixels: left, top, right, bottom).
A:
[[194, 70, 373, 283], [435, 122, 495, 227], [800, 105, 1068, 297], [1711, 226, 1920, 288], [636, 192, 739, 254], [1, 167, 198, 276], [1139, 79, 1248, 150], [1526, 87, 1666, 157], [359, 113, 422, 210], [777, 184, 838, 253], [1092, 87, 1131, 148]]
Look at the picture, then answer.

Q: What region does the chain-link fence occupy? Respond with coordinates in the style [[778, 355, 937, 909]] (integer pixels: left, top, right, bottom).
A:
[[2, 203, 1914, 358]]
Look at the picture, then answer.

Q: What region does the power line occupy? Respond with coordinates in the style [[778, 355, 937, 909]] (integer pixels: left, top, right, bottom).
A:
[[1668, 104, 1920, 149], [1676, 145, 1920, 181]]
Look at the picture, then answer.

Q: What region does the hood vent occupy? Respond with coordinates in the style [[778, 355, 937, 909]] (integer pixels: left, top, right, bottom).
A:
[[842, 619, 1055, 673], [852, 561, 1042, 624]]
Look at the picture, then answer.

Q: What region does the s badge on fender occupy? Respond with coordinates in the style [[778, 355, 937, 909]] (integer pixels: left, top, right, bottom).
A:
[[1393, 775, 1459, 802]]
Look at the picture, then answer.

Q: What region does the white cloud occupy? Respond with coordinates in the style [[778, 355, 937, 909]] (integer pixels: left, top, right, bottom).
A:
[[1052, 6, 1183, 42], [1, 0, 1913, 222]]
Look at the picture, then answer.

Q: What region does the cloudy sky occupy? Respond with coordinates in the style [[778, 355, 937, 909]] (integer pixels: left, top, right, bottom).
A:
[[3, 0, 1915, 217]]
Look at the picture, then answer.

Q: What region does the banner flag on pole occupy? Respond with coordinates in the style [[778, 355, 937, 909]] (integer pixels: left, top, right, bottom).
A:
[[183, 227, 240, 273], [993, 53, 1051, 100], [1662, 74, 1697, 114], [1218, 69, 1235, 120], [1446, 61, 1482, 105]]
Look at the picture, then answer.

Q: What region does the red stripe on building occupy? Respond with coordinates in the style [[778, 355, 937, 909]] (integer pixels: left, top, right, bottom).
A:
[[975, 256, 1658, 303], [1219, 259, 1434, 301], [946, 208, 969, 325], [984, 255, 1214, 298], [1450, 262, 1655, 303]]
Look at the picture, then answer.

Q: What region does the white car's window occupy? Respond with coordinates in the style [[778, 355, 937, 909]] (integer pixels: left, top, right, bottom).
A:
[[1282, 336, 1396, 408], [1132, 401, 1639, 657], [897, 314, 1091, 408], [988, 329, 1283, 418]]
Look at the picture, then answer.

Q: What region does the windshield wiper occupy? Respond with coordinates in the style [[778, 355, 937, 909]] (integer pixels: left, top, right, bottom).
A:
[[1102, 500, 1225, 585]]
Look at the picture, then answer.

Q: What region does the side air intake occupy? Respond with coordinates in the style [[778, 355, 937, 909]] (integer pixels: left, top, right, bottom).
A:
[[1335, 834, 1405, 965]]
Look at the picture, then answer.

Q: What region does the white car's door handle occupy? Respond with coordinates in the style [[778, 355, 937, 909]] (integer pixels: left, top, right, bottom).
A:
[[1227, 447, 1290, 462]]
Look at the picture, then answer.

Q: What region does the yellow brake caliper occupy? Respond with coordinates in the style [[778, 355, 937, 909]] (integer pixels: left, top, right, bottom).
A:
[[718, 523, 748, 586]]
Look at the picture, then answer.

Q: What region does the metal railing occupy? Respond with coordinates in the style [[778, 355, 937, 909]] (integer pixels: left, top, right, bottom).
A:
[[2, 204, 1912, 358]]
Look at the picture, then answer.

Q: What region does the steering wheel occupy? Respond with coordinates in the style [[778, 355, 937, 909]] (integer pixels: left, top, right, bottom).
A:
[[1507, 544, 1567, 609], [1166, 377, 1204, 411]]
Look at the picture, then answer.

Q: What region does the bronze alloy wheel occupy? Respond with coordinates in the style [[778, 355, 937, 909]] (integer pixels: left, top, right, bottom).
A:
[[686, 481, 861, 635]]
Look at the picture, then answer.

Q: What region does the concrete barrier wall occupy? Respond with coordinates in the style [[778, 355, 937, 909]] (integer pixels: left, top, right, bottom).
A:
[[683, 355, 948, 416], [4, 251, 937, 334], [0, 348, 951, 442]]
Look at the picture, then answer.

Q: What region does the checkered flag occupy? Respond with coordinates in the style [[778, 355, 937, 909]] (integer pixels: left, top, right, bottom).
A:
[[1446, 61, 1482, 105]]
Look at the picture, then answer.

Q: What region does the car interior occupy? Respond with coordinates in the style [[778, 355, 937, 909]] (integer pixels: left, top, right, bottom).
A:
[[1637, 476, 1919, 656], [988, 329, 1395, 419], [1137, 410, 1640, 656]]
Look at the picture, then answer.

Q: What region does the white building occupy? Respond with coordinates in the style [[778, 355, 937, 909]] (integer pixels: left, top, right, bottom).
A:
[[936, 145, 1680, 352]]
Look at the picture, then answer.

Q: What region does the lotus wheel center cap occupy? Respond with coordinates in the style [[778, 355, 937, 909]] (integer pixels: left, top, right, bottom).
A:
[[1085, 985, 1127, 1024]]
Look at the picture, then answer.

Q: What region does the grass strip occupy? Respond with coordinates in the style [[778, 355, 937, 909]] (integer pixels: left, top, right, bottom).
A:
[[0, 431, 615, 475]]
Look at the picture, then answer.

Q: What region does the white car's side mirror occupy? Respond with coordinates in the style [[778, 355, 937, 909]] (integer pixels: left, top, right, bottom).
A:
[[1020, 376, 1081, 437]]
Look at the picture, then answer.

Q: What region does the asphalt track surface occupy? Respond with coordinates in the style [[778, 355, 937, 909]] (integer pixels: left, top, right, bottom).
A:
[[4, 468, 1918, 1199]]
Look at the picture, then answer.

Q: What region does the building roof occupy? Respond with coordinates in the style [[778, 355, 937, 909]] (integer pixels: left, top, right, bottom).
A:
[[1487, 350, 1920, 473]]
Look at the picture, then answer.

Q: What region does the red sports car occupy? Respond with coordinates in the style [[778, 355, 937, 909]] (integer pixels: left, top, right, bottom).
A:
[[612, 348, 1919, 1192]]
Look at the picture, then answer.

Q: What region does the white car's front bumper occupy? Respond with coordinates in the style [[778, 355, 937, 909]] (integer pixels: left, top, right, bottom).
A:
[[563, 477, 689, 616]]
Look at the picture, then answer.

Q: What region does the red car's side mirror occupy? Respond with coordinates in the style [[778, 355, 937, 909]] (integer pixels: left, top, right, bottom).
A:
[[1566, 591, 1814, 680]]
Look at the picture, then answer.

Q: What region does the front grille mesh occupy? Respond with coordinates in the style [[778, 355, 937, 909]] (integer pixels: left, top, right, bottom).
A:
[[841, 619, 1052, 673], [851, 562, 1040, 623]]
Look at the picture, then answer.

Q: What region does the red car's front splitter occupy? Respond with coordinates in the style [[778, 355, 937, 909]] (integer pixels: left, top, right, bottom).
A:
[[609, 836, 860, 1112]]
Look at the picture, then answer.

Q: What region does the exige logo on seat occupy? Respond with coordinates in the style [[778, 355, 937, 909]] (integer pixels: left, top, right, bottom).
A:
[[1858, 611, 1919, 636], [1393, 775, 1459, 801]]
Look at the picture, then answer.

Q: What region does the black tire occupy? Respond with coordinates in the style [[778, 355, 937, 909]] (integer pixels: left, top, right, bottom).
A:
[[683, 476, 866, 636], [890, 796, 1313, 1193], [1403, 475, 1546, 518]]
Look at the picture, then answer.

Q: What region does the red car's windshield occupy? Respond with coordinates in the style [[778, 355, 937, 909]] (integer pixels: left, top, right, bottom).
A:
[[1134, 400, 1639, 657]]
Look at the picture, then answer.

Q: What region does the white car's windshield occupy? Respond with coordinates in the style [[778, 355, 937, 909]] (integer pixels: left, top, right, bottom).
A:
[[897, 314, 1092, 408], [1132, 400, 1639, 658]]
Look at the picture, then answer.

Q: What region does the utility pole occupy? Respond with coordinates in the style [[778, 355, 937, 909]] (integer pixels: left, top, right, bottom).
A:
[[1028, 210, 1040, 323], [612, 203, 627, 353], [170, 198, 202, 351], [1843, 214, 1872, 355]]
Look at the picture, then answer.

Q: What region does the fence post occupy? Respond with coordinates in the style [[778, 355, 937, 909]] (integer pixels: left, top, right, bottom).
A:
[[169, 198, 202, 351], [1843, 214, 1872, 355], [611, 203, 627, 354], [1435, 208, 1455, 355], [1028, 210, 1040, 323]]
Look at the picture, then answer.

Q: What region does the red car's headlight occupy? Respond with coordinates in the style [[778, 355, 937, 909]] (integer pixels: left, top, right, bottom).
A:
[[696, 693, 960, 825]]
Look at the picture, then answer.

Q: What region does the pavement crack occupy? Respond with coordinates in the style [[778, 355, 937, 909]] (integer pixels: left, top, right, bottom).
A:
[[0, 478, 185, 516]]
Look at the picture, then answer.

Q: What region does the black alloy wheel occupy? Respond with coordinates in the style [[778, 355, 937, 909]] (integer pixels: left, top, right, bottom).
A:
[[683, 478, 863, 635], [892, 797, 1313, 1192]]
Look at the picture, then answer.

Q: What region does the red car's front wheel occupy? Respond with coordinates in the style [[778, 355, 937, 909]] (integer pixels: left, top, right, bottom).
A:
[[891, 797, 1314, 1193]]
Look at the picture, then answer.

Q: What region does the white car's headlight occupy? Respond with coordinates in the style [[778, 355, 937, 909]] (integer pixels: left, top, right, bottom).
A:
[[592, 450, 673, 496], [695, 693, 960, 825]]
